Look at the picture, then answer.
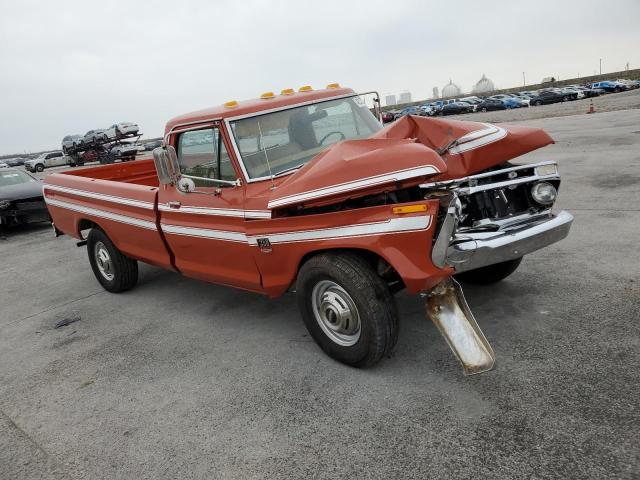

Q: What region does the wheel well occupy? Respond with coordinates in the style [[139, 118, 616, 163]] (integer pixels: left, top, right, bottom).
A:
[[298, 248, 404, 290], [77, 218, 99, 239]]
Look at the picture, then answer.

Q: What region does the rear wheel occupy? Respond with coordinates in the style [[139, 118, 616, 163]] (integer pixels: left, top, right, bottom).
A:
[[534, 100, 542, 106], [455, 257, 523, 284], [296, 252, 398, 367], [87, 228, 138, 292]]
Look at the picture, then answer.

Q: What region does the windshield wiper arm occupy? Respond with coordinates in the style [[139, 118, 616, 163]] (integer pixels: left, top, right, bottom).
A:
[[273, 164, 305, 177]]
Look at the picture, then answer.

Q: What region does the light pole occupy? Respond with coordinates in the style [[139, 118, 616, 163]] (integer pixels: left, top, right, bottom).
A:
[[523, 72, 526, 87], [599, 58, 602, 75]]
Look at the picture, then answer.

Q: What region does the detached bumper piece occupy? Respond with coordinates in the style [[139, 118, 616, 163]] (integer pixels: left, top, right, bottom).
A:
[[426, 278, 495, 375]]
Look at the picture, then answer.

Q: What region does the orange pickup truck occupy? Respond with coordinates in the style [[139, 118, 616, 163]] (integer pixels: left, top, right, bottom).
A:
[[44, 85, 573, 374]]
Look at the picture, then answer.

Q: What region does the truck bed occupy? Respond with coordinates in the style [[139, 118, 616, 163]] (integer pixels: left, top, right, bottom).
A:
[[43, 159, 173, 270]]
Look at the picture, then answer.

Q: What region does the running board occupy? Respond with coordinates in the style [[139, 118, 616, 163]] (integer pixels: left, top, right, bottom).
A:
[[426, 278, 495, 375]]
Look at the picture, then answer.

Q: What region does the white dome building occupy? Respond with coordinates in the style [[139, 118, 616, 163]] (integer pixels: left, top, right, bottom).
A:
[[441, 79, 461, 98], [472, 74, 495, 94]]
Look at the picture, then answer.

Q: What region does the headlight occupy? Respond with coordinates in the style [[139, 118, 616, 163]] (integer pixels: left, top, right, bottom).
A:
[[531, 182, 557, 205], [535, 164, 558, 176]]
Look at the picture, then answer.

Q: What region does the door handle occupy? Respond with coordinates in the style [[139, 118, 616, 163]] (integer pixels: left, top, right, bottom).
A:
[[167, 201, 181, 209]]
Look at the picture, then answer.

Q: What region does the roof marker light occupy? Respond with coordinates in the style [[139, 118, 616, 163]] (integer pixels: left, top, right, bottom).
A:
[[326, 83, 340, 89], [260, 91, 275, 99], [298, 85, 313, 92], [280, 88, 295, 95], [224, 100, 239, 108]]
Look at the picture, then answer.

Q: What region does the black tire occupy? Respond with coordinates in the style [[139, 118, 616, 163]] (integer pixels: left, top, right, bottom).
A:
[[562, 96, 569, 102], [296, 252, 398, 367], [87, 228, 138, 293], [35, 164, 44, 172], [455, 257, 523, 285], [481, 107, 487, 112], [534, 100, 542, 106]]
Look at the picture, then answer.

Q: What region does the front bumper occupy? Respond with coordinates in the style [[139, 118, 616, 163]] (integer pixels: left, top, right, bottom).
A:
[[444, 211, 573, 273]]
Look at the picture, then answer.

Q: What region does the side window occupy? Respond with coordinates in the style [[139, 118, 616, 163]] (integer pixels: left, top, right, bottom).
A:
[[176, 127, 237, 185]]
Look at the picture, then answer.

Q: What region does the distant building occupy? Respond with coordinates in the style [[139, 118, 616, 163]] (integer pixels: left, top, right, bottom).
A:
[[442, 80, 461, 98], [472, 74, 495, 94], [385, 94, 397, 106], [398, 91, 412, 104], [432, 87, 439, 99]]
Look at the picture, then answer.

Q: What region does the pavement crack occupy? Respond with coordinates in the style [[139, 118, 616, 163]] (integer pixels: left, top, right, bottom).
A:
[[4, 290, 105, 329], [0, 408, 73, 478]]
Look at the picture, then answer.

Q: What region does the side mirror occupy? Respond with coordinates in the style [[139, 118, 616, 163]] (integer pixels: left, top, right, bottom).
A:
[[152, 145, 180, 185]]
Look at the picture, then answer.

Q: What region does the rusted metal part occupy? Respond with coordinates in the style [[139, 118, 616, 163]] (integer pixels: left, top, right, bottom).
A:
[[426, 277, 495, 375]]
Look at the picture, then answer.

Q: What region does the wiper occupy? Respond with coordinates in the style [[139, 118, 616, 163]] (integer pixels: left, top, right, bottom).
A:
[[273, 164, 305, 177]]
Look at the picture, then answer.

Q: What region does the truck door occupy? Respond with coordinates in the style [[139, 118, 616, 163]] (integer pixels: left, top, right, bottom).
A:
[[158, 124, 262, 291]]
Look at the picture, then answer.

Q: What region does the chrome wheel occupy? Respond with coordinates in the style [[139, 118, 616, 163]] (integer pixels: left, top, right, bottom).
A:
[[94, 241, 114, 281], [311, 280, 361, 346]]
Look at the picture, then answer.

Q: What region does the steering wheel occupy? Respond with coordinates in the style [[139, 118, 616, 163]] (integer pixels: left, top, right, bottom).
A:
[[319, 131, 346, 145]]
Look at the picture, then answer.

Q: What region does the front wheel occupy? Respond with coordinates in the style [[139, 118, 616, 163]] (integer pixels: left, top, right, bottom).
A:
[[87, 228, 138, 292], [35, 164, 44, 172], [534, 100, 542, 106], [455, 257, 523, 285], [296, 252, 398, 367]]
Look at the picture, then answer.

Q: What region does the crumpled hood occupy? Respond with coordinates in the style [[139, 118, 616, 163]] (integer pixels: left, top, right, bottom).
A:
[[267, 115, 553, 209]]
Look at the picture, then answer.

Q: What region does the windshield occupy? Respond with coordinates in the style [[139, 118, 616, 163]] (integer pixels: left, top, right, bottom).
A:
[[230, 96, 382, 180], [0, 170, 35, 187]]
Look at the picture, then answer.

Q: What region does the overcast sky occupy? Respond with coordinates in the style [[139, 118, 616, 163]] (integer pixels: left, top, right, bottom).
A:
[[1, 0, 638, 154]]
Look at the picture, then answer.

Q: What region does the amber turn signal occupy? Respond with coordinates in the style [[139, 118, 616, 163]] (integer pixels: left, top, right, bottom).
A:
[[392, 204, 428, 214]]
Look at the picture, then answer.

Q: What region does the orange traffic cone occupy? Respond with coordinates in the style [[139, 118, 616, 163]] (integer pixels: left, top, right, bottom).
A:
[[587, 100, 596, 114]]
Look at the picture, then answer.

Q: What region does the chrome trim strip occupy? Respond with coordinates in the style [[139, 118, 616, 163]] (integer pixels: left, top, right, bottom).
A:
[[459, 173, 559, 195], [160, 215, 430, 245], [247, 216, 431, 245], [448, 123, 507, 155], [267, 165, 440, 209], [44, 184, 155, 210], [420, 161, 557, 189], [45, 198, 157, 230], [158, 204, 271, 219], [161, 224, 247, 243]]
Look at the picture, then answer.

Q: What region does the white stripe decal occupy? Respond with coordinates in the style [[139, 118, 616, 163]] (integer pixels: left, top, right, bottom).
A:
[[45, 198, 157, 230], [160, 224, 247, 242], [158, 204, 271, 219], [267, 165, 439, 209], [247, 216, 431, 245], [44, 184, 154, 210], [448, 123, 507, 155]]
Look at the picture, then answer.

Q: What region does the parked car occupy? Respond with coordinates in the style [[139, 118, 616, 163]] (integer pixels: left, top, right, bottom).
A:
[[110, 144, 139, 162], [61, 135, 84, 154], [381, 111, 396, 123], [501, 97, 526, 109], [83, 129, 107, 145], [591, 81, 625, 93], [143, 140, 163, 151], [0, 168, 50, 228], [104, 122, 140, 140], [419, 105, 436, 116], [395, 106, 422, 119], [529, 90, 570, 106], [44, 85, 573, 374], [616, 79, 640, 89], [475, 99, 507, 112], [0, 162, 8, 169], [439, 101, 474, 115], [3, 158, 26, 167], [24, 151, 66, 172]]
